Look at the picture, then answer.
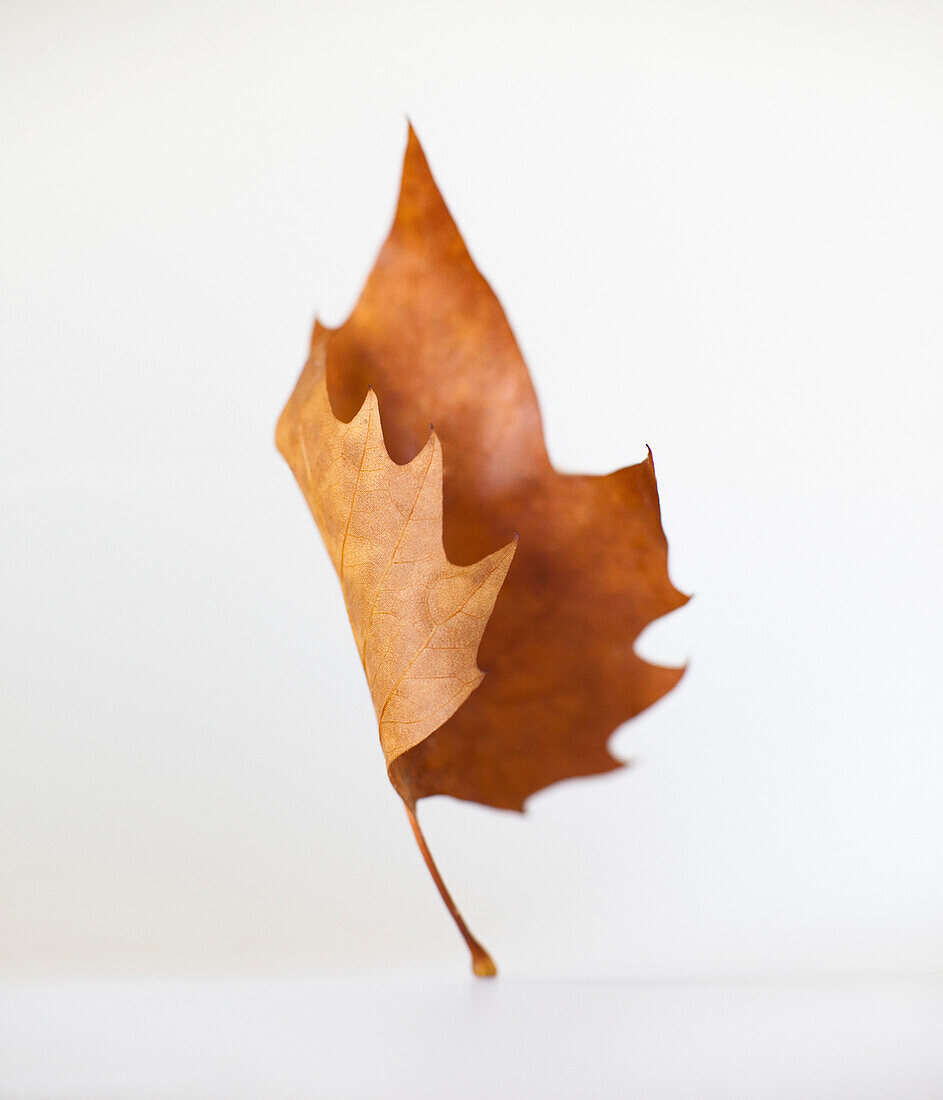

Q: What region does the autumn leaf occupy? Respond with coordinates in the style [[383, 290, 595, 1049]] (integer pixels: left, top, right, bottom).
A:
[[276, 126, 687, 976]]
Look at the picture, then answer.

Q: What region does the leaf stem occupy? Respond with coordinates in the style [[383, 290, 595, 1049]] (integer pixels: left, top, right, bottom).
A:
[[403, 800, 497, 978]]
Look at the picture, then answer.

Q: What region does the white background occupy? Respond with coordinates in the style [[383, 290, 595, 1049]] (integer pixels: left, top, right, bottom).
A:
[[2, 1, 943, 1093]]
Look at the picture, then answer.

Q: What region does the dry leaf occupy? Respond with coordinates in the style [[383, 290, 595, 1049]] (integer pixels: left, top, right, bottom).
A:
[[277, 126, 687, 976]]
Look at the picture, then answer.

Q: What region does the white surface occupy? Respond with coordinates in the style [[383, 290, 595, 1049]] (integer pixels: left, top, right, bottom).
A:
[[2, 0, 943, 983], [2, 976, 943, 1099]]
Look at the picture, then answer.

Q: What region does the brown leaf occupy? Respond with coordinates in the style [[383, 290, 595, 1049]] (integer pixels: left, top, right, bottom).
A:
[[276, 126, 687, 975]]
